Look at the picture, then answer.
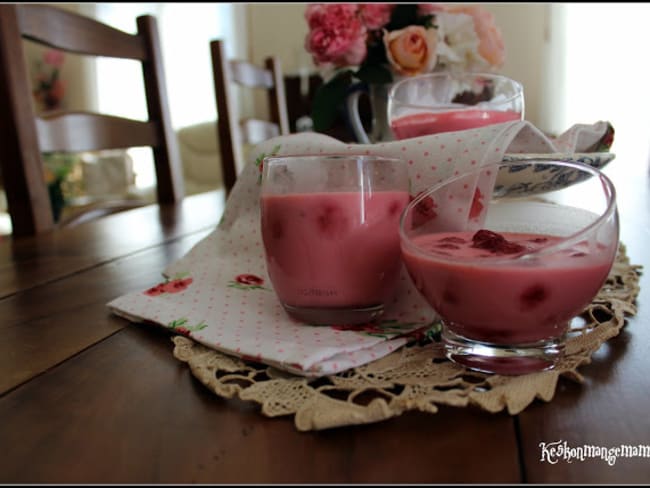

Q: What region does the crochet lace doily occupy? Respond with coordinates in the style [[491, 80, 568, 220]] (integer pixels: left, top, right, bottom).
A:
[[172, 244, 642, 431]]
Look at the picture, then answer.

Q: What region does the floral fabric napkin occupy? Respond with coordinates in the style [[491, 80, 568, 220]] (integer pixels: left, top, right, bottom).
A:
[[107, 120, 614, 377]]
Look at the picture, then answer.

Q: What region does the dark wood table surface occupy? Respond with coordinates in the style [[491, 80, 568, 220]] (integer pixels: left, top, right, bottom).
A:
[[1, 159, 648, 484]]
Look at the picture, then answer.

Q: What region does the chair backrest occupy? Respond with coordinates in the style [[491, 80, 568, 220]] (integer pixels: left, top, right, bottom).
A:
[[0, 4, 184, 237], [210, 39, 289, 196]]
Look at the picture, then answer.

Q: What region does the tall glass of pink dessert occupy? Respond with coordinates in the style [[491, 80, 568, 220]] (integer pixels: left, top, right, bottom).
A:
[[399, 159, 619, 374], [388, 72, 524, 139], [261, 154, 410, 325]]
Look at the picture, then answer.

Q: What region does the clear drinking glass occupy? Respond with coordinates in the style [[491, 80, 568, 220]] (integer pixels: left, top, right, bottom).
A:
[[399, 159, 619, 374], [261, 154, 410, 325], [388, 72, 525, 139]]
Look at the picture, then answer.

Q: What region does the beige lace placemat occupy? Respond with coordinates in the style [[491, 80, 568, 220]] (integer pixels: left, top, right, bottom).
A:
[[172, 244, 641, 431]]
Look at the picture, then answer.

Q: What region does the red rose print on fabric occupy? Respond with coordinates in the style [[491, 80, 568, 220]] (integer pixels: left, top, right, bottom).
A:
[[144, 273, 193, 296], [331, 322, 385, 334], [144, 283, 167, 296], [405, 321, 442, 345], [236, 274, 264, 286], [228, 273, 269, 291], [162, 277, 194, 293], [595, 123, 615, 152], [166, 318, 207, 337], [254, 144, 282, 184]]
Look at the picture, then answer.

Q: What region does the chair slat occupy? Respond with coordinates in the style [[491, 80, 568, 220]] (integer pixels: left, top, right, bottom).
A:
[[240, 119, 281, 146], [0, 4, 55, 235], [229, 60, 274, 88], [36, 113, 159, 153], [137, 15, 184, 204], [17, 4, 146, 60], [211, 39, 290, 196]]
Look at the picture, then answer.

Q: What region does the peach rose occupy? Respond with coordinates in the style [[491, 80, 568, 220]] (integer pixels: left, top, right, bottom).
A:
[[384, 26, 438, 76], [446, 5, 505, 68]]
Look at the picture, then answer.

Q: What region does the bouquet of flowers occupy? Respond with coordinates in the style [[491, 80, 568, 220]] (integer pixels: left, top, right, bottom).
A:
[[304, 3, 505, 131], [32, 49, 66, 111]]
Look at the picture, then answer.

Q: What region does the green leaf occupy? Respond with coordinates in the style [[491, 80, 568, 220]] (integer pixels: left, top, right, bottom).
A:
[[423, 15, 437, 29], [311, 70, 353, 132], [355, 64, 393, 85], [364, 37, 389, 65], [168, 318, 188, 329], [192, 322, 208, 331]]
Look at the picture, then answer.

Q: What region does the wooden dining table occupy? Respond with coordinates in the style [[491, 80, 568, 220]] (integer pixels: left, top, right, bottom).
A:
[[1, 156, 648, 484]]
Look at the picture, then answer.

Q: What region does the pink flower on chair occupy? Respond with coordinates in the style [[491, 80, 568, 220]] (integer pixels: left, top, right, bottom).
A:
[[43, 49, 65, 68], [33, 49, 66, 111]]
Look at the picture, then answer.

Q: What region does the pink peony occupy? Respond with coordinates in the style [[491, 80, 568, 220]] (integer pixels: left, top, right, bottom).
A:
[[358, 3, 394, 30], [304, 4, 367, 67], [304, 3, 355, 29], [446, 5, 505, 68]]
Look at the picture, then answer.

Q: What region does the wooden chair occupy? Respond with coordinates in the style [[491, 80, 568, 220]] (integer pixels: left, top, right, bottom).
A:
[[0, 4, 184, 237], [210, 39, 289, 196]]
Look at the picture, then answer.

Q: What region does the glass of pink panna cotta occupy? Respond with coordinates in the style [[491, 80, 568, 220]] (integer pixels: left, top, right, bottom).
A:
[[261, 154, 410, 325], [400, 159, 619, 375], [388, 72, 524, 139]]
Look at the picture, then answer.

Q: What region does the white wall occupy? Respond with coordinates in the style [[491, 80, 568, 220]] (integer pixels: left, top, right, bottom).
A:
[[486, 4, 547, 129], [247, 3, 311, 76], [560, 3, 650, 175]]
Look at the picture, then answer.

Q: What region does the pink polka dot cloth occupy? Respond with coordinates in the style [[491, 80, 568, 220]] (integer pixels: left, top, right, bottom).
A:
[[108, 120, 614, 377]]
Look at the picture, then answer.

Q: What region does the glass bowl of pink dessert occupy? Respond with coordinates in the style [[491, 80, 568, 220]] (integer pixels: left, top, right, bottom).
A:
[[388, 72, 524, 139], [399, 159, 619, 375]]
